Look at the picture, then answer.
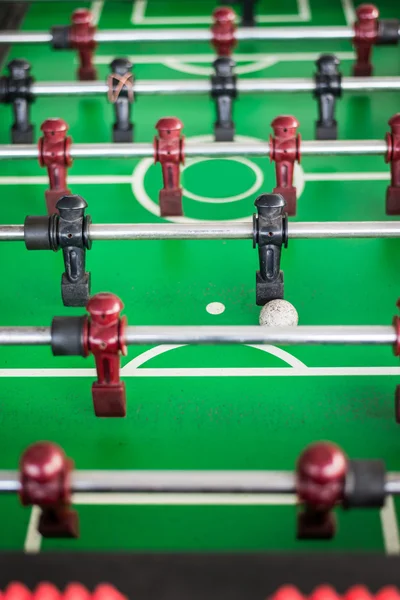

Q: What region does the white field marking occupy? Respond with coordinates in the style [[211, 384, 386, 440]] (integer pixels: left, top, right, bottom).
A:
[[380, 496, 400, 555], [296, 0, 311, 21], [206, 302, 226, 315], [0, 172, 388, 189], [93, 52, 355, 75], [131, 133, 304, 223], [162, 58, 279, 76], [73, 493, 297, 506], [23, 493, 295, 553], [120, 343, 307, 373], [249, 345, 306, 369], [1, 367, 400, 378], [93, 52, 355, 65], [122, 344, 185, 371], [23, 481, 400, 554], [24, 506, 42, 554], [131, 0, 311, 25], [341, 0, 356, 26], [304, 172, 390, 182], [0, 342, 306, 380], [181, 156, 264, 204], [90, 0, 104, 26], [0, 176, 133, 186]]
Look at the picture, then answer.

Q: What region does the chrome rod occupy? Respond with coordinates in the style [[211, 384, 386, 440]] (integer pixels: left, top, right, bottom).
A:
[[0, 139, 388, 160], [123, 326, 396, 346], [0, 25, 355, 46], [0, 31, 52, 43], [29, 76, 400, 98], [89, 222, 253, 240], [0, 325, 395, 347], [89, 221, 400, 241], [301, 139, 387, 156], [289, 221, 400, 239], [94, 25, 354, 43], [72, 470, 296, 494], [2, 221, 400, 242], [32, 81, 109, 96], [1, 467, 400, 496], [0, 327, 52, 345], [0, 225, 25, 241]]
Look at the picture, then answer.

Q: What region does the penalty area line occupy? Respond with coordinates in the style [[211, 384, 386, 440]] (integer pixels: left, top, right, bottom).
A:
[[24, 485, 400, 554], [381, 496, 400, 555], [131, 0, 311, 25]]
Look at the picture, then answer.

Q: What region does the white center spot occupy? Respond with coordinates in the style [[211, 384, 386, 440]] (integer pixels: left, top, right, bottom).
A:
[[206, 302, 226, 315]]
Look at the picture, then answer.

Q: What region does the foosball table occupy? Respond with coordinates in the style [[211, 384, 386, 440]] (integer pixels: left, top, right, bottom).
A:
[[0, 0, 399, 596]]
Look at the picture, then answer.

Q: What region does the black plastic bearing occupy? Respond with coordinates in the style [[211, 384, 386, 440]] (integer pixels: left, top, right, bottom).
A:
[[344, 459, 386, 508], [51, 315, 87, 357]]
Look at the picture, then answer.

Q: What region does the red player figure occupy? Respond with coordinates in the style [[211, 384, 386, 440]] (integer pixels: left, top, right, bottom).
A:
[[392, 300, 400, 422], [211, 7, 237, 57], [269, 116, 301, 216], [385, 114, 400, 215], [0, 583, 127, 600], [296, 441, 347, 539], [69, 9, 97, 81], [154, 117, 185, 217], [85, 293, 127, 417], [19, 442, 78, 538], [353, 4, 379, 76], [38, 118, 72, 215], [3, 583, 33, 600]]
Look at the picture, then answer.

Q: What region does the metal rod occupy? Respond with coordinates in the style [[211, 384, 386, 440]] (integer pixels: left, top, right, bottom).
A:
[[385, 474, 400, 496], [31, 81, 109, 96], [301, 139, 387, 156], [289, 221, 400, 239], [70, 141, 264, 159], [89, 222, 253, 240], [2, 221, 400, 242], [0, 145, 39, 159], [0, 31, 52, 44], [0, 225, 24, 241], [0, 472, 20, 494], [89, 221, 400, 241], [94, 25, 354, 43], [70, 143, 154, 159], [0, 325, 395, 347], [1, 468, 400, 496], [0, 25, 355, 46], [0, 327, 52, 346], [123, 326, 396, 346], [71, 470, 296, 494], [342, 77, 400, 92], [0, 139, 388, 160], [29, 77, 400, 98]]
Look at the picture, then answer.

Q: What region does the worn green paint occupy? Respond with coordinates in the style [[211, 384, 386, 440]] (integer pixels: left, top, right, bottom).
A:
[[0, 0, 399, 552]]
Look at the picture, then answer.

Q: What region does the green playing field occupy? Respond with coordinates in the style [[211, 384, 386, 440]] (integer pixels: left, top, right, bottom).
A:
[[0, 0, 399, 554]]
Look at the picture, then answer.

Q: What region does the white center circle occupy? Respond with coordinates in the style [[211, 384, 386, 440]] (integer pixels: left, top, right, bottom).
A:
[[181, 156, 264, 204], [206, 302, 226, 315], [131, 133, 305, 223]]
